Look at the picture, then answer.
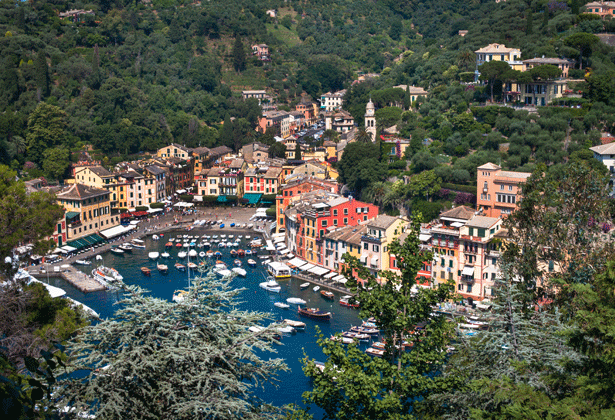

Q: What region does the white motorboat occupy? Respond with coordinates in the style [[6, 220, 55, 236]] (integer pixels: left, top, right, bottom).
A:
[[274, 302, 290, 309], [277, 325, 295, 334], [157, 263, 168, 273], [177, 251, 187, 259], [131, 242, 146, 249], [110, 248, 124, 255], [259, 280, 281, 293], [199, 251, 206, 258], [161, 252, 170, 258], [74, 259, 91, 266], [216, 269, 232, 277], [118, 243, 133, 252], [283, 319, 306, 329], [92, 266, 123, 283], [286, 297, 306, 305], [152, 234, 159, 240], [132, 238, 144, 244], [300, 282, 310, 289], [247, 259, 257, 267], [148, 252, 160, 260], [187, 262, 198, 270], [231, 267, 247, 277], [313, 286, 320, 292], [188, 250, 197, 258]]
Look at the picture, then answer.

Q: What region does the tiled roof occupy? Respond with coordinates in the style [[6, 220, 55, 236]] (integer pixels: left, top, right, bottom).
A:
[[440, 206, 475, 221], [324, 224, 367, 245], [523, 57, 574, 65], [145, 165, 165, 175], [367, 215, 400, 230], [590, 142, 615, 155], [475, 43, 520, 54], [57, 183, 109, 200], [76, 166, 113, 177], [466, 216, 500, 229], [477, 162, 501, 170], [209, 146, 233, 157], [497, 171, 531, 179]]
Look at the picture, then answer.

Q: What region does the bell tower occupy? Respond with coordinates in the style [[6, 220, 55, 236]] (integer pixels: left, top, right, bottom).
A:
[[364, 98, 376, 142]]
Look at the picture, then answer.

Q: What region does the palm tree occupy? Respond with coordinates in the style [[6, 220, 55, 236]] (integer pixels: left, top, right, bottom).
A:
[[457, 50, 476, 72], [356, 129, 373, 143], [362, 181, 390, 206]]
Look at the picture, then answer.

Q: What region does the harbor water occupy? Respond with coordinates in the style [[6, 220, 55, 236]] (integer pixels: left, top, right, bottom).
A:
[[49, 229, 372, 409]]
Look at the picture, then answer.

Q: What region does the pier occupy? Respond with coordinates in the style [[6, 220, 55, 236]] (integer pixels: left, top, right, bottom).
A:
[[28, 266, 106, 293], [290, 271, 354, 295]]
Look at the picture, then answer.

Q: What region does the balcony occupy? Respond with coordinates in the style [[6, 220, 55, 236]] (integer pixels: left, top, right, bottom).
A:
[[430, 225, 460, 236]]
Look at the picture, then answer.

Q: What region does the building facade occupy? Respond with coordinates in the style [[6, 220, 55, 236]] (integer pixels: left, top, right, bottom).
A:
[[476, 162, 531, 217], [475, 43, 523, 71]]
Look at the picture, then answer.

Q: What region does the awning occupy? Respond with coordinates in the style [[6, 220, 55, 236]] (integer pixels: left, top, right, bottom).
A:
[[324, 272, 337, 279], [274, 236, 285, 243], [176, 189, 186, 194], [65, 211, 80, 219], [192, 195, 203, 202], [333, 275, 347, 284], [147, 208, 164, 213], [299, 263, 315, 271], [360, 255, 367, 263], [308, 266, 329, 276], [174, 202, 194, 208], [288, 257, 307, 267], [419, 234, 431, 242], [61, 245, 77, 252], [242, 193, 262, 204], [279, 249, 290, 255], [462, 266, 475, 276], [370, 256, 378, 264], [272, 233, 285, 239], [100, 225, 132, 239]]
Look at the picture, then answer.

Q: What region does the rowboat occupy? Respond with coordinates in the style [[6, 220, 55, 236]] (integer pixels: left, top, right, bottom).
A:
[[234, 259, 242, 267], [283, 319, 306, 329], [157, 263, 168, 273], [313, 286, 320, 292], [247, 259, 257, 267], [298, 307, 332, 321], [300, 282, 310, 289], [175, 263, 185, 271], [365, 347, 385, 357], [141, 267, 151, 276]]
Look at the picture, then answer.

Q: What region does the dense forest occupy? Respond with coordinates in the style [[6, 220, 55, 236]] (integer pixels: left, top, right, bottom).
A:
[[0, 0, 614, 190]]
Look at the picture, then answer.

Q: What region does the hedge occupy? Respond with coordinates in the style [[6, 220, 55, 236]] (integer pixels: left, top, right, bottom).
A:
[[179, 194, 193, 202], [135, 206, 149, 212], [441, 183, 476, 194], [150, 202, 165, 209]]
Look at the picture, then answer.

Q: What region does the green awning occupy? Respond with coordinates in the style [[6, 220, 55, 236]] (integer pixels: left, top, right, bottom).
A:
[[65, 211, 80, 219], [242, 193, 262, 204], [66, 239, 86, 250], [217, 195, 227, 203]]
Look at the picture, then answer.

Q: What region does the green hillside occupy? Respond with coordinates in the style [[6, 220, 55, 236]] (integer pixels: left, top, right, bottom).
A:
[[0, 0, 613, 182]]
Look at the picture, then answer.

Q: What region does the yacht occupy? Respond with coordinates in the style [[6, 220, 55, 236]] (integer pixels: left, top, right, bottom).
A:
[[286, 297, 307, 305], [148, 252, 160, 260], [188, 250, 197, 258], [161, 252, 170, 259], [231, 267, 247, 277], [177, 251, 187, 259], [92, 266, 123, 283], [259, 279, 281, 293]]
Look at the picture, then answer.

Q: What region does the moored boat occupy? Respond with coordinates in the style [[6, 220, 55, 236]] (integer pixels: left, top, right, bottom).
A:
[[321, 290, 334, 300], [165, 242, 173, 248], [177, 251, 187, 259], [234, 259, 242, 267], [350, 326, 380, 335], [259, 280, 281, 293], [175, 242, 183, 247], [365, 347, 385, 357], [340, 298, 360, 308], [231, 267, 247, 277], [286, 297, 306, 305], [188, 250, 197, 258], [313, 286, 320, 292], [74, 259, 91, 266], [237, 249, 245, 257], [247, 259, 257, 267], [161, 252, 170, 259], [300, 282, 310, 289], [298, 306, 332, 321], [118, 243, 133, 252], [199, 251, 206, 258], [92, 266, 124, 283], [330, 335, 355, 344], [110, 247, 124, 255], [175, 263, 186, 271], [187, 262, 198, 270], [274, 302, 290, 309], [230, 249, 237, 257], [131, 242, 146, 249], [148, 252, 159, 260], [157, 263, 168, 273], [283, 319, 306, 329], [141, 267, 151, 276]]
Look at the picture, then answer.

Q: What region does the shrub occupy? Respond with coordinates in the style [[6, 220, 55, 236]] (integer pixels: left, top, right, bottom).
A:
[[150, 202, 165, 209]]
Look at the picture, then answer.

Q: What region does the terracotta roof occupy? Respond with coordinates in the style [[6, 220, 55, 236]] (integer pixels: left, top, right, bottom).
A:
[[497, 171, 531, 180], [56, 183, 109, 201], [523, 57, 574, 65], [440, 206, 475, 221], [477, 162, 501, 170]]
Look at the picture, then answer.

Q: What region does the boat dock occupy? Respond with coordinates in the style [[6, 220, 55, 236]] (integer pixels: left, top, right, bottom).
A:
[[290, 271, 354, 295], [27, 266, 107, 293]]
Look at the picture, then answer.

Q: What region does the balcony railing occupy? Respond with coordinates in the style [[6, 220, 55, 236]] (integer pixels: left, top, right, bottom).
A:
[[361, 235, 382, 244]]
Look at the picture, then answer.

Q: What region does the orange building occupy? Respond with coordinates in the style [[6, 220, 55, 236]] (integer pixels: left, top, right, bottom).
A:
[[476, 163, 531, 217]]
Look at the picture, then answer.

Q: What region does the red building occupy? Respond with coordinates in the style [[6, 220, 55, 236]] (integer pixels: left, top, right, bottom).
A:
[[52, 219, 67, 247], [275, 177, 340, 232]]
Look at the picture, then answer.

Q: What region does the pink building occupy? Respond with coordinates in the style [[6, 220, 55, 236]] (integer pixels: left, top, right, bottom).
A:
[[476, 163, 531, 218]]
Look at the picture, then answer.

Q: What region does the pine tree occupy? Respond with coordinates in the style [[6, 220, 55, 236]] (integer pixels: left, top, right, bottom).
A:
[[34, 51, 50, 98], [89, 44, 101, 89], [232, 36, 246, 72], [526, 9, 534, 35], [59, 273, 288, 419], [296, 217, 457, 419], [219, 113, 233, 148]]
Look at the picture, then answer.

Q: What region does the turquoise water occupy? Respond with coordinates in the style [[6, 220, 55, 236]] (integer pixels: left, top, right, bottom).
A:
[[49, 229, 373, 410]]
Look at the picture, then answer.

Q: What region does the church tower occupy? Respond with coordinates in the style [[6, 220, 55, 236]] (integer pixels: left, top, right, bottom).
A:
[[365, 98, 376, 142]]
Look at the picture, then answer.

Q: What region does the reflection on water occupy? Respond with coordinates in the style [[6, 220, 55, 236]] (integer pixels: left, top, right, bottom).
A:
[[52, 230, 372, 409]]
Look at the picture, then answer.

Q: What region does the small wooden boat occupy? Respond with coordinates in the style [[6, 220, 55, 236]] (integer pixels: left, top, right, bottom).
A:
[[321, 290, 334, 300], [237, 249, 245, 257], [313, 286, 320, 292], [157, 263, 168, 273], [298, 307, 332, 321], [342, 331, 371, 341], [175, 263, 185, 271], [340, 298, 360, 308], [131, 242, 146, 249], [206, 251, 214, 258], [300, 282, 310, 289], [247, 259, 257, 267], [187, 262, 198, 269], [165, 242, 173, 248], [283, 319, 306, 329], [230, 249, 237, 257], [366, 347, 385, 357], [350, 326, 380, 335], [330, 335, 355, 344], [234, 259, 242, 267], [141, 267, 151, 276], [175, 242, 183, 247]]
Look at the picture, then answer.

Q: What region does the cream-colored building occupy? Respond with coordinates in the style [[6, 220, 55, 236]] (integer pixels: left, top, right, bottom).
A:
[[57, 184, 120, 240], [475, 43, 523, 71], [360, 215, 408, 275]]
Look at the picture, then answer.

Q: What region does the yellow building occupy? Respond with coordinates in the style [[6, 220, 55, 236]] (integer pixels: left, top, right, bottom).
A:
[[290, 161, 338, 181], [475, 43, 523, 71], [56, 184, 120, 241], [322, 224, 367, 273], [156, 143, 191, 160], [360, 215, 409, 275]]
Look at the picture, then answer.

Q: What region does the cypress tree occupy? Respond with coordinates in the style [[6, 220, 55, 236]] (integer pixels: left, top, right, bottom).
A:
[[90, 44, 101, 89], [34, 51, 50, 98], [526, 9, 534, 35], [219, 113, 233, 148], [232, 36, 246, 72], [294, 141, 301, 160]]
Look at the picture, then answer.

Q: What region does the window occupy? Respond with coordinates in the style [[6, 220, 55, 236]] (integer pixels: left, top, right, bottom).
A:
[[500, 185, 504, 190], [373, 245, 379, 252], [363, 243, 368, 250], [344, 208, 348, 215], [509, 185, 513, 191], [333, 219, 338, 225], [467, 284, 473, 293], [322, 220, 327, 227], [333, 209, 338, 216], [363, 216, 367, 221], [343, 218, 348, 225]]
